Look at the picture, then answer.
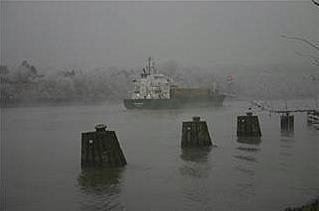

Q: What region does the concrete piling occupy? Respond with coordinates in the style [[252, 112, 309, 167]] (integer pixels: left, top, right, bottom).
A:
[[280, 113, 294, 132], [181, 116, 212, 148], [237, 111, 262, 137], [81, 124, 127, 168]]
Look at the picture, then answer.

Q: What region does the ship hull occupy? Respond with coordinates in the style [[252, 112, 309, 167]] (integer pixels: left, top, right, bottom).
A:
[[123, 95, 225, 109]]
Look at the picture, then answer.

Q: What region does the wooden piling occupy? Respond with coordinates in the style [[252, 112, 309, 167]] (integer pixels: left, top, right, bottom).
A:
[[237, 112, 262, 137], [181, 116, 212, 148], [280, 113, 294, 132], [81, 124, 127, 168]]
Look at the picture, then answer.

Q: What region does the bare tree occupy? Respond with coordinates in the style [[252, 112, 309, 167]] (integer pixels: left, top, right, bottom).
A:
[[281, 35, 319, 69], [281, 35, 319, 51], [312, 0, 319, 7], [281, 1, 319, 68], [295, 51, 319, 66]]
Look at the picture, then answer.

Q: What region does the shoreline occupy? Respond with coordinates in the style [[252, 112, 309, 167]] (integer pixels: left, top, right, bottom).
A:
[[285, 198, 319, 211], [0, 99, 123, 109], [1, 95, 318, 108]]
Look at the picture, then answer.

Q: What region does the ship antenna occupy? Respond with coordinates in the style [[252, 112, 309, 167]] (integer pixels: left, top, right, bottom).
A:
[[152, 61, 156, 74], [148, 57, 151, 75]]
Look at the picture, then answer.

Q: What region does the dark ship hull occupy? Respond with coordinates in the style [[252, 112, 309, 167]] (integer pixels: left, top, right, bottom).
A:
[[123, 95, 225, 109]]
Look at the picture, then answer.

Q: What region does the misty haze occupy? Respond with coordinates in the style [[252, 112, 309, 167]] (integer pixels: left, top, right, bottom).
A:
[[1, 1, 319, 211]]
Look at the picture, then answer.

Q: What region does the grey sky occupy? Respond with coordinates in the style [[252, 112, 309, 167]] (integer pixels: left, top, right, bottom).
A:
[[2, 1, 319, 70]]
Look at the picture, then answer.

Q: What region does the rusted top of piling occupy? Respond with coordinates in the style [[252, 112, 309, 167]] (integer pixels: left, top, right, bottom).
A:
[[246, 112, 253, 116], [246, 107, 253, 116], [192, 116, 201, 122], [95, 124, 107, 132]]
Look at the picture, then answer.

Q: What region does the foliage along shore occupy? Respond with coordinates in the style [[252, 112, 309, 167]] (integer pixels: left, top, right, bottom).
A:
[[285, 198, 319, 211], [1, 60, 318, 106]]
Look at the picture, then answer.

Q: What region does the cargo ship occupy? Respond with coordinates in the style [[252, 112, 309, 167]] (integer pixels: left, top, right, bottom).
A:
[[123, 57, 225, 109]]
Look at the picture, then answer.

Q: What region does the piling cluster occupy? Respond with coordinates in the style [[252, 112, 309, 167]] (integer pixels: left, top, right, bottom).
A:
[[80, 107, 318, 168]]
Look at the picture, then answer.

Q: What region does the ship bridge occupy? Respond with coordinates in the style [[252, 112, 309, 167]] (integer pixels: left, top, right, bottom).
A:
[[131, 59, 173, 100]]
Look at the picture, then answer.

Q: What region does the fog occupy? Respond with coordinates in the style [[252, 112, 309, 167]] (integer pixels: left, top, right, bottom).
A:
[[2, 59, 318, 104], [1, 3, 319, 210], [1, 1, 319, 103]]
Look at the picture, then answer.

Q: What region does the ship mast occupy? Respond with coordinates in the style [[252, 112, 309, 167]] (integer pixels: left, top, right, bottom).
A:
[[147, 57, 152, 75], [146, 56, 157, 75]]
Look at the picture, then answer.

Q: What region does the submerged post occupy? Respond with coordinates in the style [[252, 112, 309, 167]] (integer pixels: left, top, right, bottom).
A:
[[81, 124, 127, 168], [181, 116, 212, 148], [237, 110, 262, 137], [280, 113, 294, 132]]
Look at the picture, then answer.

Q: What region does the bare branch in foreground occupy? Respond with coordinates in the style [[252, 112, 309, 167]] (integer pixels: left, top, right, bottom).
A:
[[282, 35, 319, 51], [295, 51, 319, 66], [312, 0, 319, 7]]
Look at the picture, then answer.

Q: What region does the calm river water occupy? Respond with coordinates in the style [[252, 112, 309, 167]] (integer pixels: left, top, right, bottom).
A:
[[2, 99, 319, 210]]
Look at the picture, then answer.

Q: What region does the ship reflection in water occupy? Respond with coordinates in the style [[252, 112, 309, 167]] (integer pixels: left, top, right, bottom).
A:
[[78, 168, 124, 210]]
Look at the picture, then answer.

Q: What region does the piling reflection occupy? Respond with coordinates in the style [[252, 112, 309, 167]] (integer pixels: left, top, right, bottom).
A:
[[78, 167, 124, 210], [234, 137, 260, 199], [234, 155, 258, 163], [235, 166, 255, 176], [236, 137, 261, 145], [179, 147, 212, 205], [280, 135, 294, 142], [235, 137, 261, 162], [179, 147, 212, 178], [180, 147, 212, 163], [279, 136, 294, 172], [78, 168, 123, 189], [281, 130, 294, 137]]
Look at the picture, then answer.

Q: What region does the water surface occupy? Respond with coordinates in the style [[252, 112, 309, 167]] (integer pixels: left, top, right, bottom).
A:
[[3, 100, 319, 210]]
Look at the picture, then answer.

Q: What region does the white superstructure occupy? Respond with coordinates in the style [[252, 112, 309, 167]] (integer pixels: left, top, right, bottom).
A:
[[131, 57, 173, 100]]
